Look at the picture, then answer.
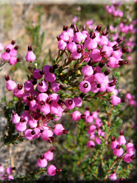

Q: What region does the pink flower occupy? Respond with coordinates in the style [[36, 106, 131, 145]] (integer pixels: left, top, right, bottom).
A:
[[84, 38, 97, 50], [72, 111, 81, 121], [65, 99, 75, 110], [44, 149, 54, 161], [25, 46, 36, 62], [109, 171, 117, 181], [113, 145, 123, 157], [79, 81, 91, 93], [0, 164, 4, 173], [82, 65, 93, 76], [37, 155, 47, 168], [47, 165, 57, 176], [53, 124, 65, 136], [87, 140, 95, 148], [37, 81, 48, 92]]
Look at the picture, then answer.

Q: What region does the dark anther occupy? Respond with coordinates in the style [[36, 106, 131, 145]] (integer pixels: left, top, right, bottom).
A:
[[6, 48, 10, 53], [11, 40, 16, 45], [104, 70, 110, 76], [17, 84, 23, 90], [39, 82, 43, 86], [83, 82, 88, 88], [28, 45, 32, 51], [68, 100, 73, 105], [112, 44, 120, 51], [31, 130, 36, 135], [90, 31, 96, 39], [116, 37, 123, 44], [98, 62, 105, 68], [14, 46, 19, 50], [17, 57, 21, 62], [5, 75, 10, 81], [95, 24, 102, 32], [40, 155, 44, 159], [122, 46, 129, 53], [97, 84, 101, 88], [63, 25, 68, 31]]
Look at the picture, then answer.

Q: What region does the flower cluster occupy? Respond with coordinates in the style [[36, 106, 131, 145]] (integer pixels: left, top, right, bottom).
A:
[[110, 131, 136, 161], [125, 92, 137, 107], [0, 41, 21, 65], [0, 164, 15, 181], [1, 10, 136, 180], [106, 3, 124, 17]]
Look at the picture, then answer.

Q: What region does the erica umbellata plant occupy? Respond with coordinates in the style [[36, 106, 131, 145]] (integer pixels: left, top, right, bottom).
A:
[[0, 1, 137, 182]]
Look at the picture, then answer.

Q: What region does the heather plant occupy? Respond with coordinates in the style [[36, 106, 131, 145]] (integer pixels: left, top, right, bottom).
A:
[[0, 1, 137, 182]]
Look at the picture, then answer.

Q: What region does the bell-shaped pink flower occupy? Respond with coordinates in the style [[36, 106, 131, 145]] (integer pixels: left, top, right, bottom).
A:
[[72, 50, 82, 60], [123, 154, 134, 163], [47, 165, 57, 176], [25, 129, 36, 140], [41, 129, 53, 141], [5, 75, 17, 91], [15, 121, 27, 132], [12, 112, 20, 124], [51, 82, 60, 92], [87, 140, 95, 148], [58, 40, 67, 50], [39, 103, 50, 115], [14, 84, 24, 98], [37, 93, 48, 103], [21, 111, 31, 122], [6, 167, 15, 174], [72, 111, 81, 121], [0, 164, 4, 173], [0, 174, 6, 180], [87, 125, 96, 134], [84, 38, 97, 50], [44, 150, 54, 161], [117, 131, 126, 145], [28, 118, 38, 128], [37, 81, 48, 92], [9, 57, 17, 65], [86, 115, 93, 123], [6, 80, 17, 91], [44, 72, 56, 83], [89, 49, 102, 62], [113, 145, 123, 157], [82, 65, 93, 76], [37, 155, 47, 168], [110, 95, 121, 106], [53, 124, 65, 136], [24, 80, 34, 92], [25, 46, 36, 62], [109, 171, 117, 181], [0, 43, 4, 51], [92, 111, 98, 119], [33, 69, 44, 79], [73, 32, 85, 43], [59, 31, 69, 41], [7, 175, 14, 181], [65, 99, 75, 110], [2, 49, 11, 61], [126, 146, 136, 155], [73, 97, 82, 107], [110, 137, 119, 150], [95, 137, 102, 145], [107, 57, 119, 68], [67, 42, 77, 52], [98, 35, 108, 46], [9, 46, 18, 57], [79, 81, 91, 93]]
